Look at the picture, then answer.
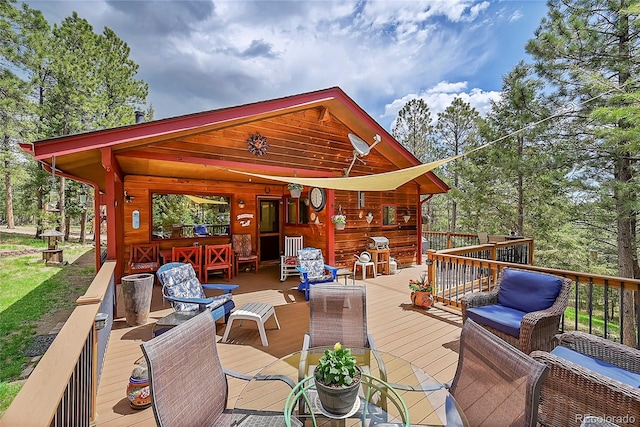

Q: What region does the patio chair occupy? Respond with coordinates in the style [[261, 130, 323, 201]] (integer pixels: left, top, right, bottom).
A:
[[232, 233, 259, 274], [194, 224, 209, 237], [156, 262, 237, 323], [461, 267, 572, 354], [128, 243, 161, 275], [531, 331, 640, 426], [204, 244, 232, 282], [296, 247, 338, 301], [298, 284, 387, 422], [141, 309, 300, 427], [449, 319, 549, 427], [280, 235, 304, 281], [172, 245, 203, 282]]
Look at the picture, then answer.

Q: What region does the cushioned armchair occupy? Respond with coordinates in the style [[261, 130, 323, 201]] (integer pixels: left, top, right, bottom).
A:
[[296, 248, 338, 301], [531, 331, 640, 426], [461, 268, 572, 354], [156, 262, 238, 323]]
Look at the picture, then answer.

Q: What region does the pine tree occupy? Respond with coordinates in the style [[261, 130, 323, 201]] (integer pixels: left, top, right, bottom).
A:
[[526, 0, 640, 345]]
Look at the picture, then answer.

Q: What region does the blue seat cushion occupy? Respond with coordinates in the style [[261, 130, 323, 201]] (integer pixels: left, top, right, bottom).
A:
[[551, 345, 640, 387], [466, 304, 526, 338], [498, 269, 563, 313]]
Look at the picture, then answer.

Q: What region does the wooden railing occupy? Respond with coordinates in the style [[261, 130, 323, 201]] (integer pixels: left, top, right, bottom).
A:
[[0, 261, 116, 427], [425, 249, 640, 348]]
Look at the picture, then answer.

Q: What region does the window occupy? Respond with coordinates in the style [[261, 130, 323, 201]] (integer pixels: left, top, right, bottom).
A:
[[382, 205, 396, 226], [151, 193, 230, 239], [286, 197, 309, 224]]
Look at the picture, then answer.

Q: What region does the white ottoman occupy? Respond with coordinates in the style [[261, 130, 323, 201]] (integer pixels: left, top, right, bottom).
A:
[[221, 302, 280, 346]]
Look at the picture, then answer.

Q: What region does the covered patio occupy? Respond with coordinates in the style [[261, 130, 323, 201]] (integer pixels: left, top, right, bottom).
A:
[[97, 264, 462, 426]]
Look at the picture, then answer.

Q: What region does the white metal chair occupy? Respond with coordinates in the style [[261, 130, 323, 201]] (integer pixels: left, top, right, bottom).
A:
[[353, 251, 376, 280], [280, 236, 304, 281]]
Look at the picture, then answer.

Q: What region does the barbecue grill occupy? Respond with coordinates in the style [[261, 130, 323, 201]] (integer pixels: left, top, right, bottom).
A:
[[368, 236, 389, 250]]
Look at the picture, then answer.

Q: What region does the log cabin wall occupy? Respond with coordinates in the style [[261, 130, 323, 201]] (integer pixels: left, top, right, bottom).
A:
[[333, 186, 419, 270], [122, 175, 285, 273], [122, 174, 420, 272]]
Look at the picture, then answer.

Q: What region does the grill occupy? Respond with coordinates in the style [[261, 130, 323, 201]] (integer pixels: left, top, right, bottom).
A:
[[368, 236, 389, 250]]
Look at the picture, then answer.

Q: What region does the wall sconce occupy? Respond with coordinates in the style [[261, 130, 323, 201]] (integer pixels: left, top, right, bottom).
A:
[[365, 212, 374, 224], [238, 199, 245, 209], [302, 197, 310, 207], [124, 191, 134, 203], [403, 213, 411, 223]]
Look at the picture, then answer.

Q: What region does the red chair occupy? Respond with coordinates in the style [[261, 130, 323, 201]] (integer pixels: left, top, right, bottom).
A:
[[232, 234, 259, 274], [172, 245, 203, 281], [204, 244, 233, 282], [128, 243, 161, 274]]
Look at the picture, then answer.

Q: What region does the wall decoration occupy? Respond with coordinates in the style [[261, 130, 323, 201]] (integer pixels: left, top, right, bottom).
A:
[[237, 213, 254, 220], [247, 132, 269, 156]]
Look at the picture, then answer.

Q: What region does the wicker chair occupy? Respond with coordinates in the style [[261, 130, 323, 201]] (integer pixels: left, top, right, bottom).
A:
[[450, 319, 549, 427], [531, 331, 640, 427], [461, 267, 572, 354], [141, 309, 300, 427]]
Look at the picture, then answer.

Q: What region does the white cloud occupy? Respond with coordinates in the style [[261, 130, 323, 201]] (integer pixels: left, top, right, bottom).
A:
[[383, 81, 501, 127], [25, 0, 540, 127]]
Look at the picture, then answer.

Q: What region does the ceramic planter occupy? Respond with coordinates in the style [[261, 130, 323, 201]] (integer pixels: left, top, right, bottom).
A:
[[335, 222, 345, 230], [411, 291, 434, 309], [289, 188, 302, 198], [314, 366, 361, 415]]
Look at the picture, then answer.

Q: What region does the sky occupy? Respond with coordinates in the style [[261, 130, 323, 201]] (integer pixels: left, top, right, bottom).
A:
[[23, 0, 550, 131]]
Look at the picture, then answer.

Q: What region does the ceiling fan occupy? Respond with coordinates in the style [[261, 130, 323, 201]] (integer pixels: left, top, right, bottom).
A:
[[344, 133, 382, 177]]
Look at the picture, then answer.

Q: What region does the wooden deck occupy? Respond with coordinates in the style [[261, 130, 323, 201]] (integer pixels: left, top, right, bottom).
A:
[[95, 264, 463, 426]]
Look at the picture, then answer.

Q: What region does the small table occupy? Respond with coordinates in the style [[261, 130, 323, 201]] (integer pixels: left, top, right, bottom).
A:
[[335, 268, 354, 285], [222, 302, 280, 346], [234, 347, 468, 426], [152, 311, 199, 337], [369, 249, 390, 275]]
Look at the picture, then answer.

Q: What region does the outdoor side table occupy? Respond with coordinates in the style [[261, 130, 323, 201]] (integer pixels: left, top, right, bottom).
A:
[[335, 268, 354, 285], [369, 249, 390, 275], [152, 311, 199, 337]]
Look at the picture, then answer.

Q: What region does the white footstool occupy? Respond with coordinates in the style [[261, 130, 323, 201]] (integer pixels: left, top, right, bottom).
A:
[[221, 302, 280, 346]]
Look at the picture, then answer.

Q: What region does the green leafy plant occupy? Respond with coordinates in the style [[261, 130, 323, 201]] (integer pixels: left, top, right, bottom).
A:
[[408, 273, 432, 293], [331, 214, 346, 224], [315, 342, 359, 387], [287, 183, 303, 191]]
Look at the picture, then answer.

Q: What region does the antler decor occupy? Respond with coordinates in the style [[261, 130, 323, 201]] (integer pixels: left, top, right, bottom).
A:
[[247, 132, 269, 156]]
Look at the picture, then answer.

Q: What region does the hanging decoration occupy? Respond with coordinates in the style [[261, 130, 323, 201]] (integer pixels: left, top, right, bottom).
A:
[[247, 132, 269, 156]]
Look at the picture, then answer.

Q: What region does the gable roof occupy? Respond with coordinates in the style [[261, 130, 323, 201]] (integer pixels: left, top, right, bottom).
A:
[[22, 86, 449, 194]]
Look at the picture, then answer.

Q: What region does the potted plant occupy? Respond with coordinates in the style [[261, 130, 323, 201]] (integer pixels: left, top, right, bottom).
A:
[[287, 183, 303, 198], [409, 273, 434, 309], [331, 214, 346, 230], [314, 343, 361, 415]]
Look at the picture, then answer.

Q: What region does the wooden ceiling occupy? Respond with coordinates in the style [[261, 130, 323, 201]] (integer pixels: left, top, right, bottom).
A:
[[25, 87, 448, 195]]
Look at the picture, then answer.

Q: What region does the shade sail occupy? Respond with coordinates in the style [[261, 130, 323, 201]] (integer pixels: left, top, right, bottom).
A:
[[227, 143, 489, 191], [185, 195, 228, 205]]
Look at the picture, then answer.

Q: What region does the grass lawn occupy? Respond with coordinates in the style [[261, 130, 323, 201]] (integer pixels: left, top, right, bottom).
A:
[[0, 231, 96, 415]]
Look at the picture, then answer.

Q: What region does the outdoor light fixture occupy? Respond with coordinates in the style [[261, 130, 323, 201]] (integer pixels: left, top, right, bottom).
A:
[[124, 191, 135, 203], [403, 213, 411, 223], [238, 199, 245, 209]]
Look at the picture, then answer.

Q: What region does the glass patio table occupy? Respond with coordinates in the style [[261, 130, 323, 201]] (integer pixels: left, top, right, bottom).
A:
[[233, 347, 468, 426]]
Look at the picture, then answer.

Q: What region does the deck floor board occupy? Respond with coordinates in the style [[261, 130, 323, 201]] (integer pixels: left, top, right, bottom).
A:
[[96, 264, 461, 426]]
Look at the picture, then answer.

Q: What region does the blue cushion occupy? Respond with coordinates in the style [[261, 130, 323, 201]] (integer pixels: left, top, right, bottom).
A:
[[466, 304, 526, 338], [551, 345, 640, 387], [498, 269, 563, 313]]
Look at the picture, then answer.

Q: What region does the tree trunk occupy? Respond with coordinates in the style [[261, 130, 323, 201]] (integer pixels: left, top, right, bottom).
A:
[[5, 165, 14, 228], [80, 209, 87, 244]]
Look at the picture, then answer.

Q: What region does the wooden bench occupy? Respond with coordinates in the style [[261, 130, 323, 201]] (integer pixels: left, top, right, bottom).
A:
[[221, 302, 280, 346]]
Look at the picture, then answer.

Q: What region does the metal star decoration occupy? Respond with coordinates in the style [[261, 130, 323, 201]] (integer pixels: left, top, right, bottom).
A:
[[247, 133, 269, 156]]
